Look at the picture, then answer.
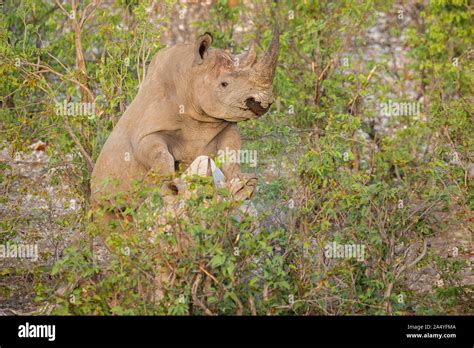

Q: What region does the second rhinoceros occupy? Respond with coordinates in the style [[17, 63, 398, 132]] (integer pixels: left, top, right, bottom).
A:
[[91, 25, 279, 210]]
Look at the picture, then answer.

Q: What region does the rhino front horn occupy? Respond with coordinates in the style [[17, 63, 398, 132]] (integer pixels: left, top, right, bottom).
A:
[[254, 22, 280, 84]]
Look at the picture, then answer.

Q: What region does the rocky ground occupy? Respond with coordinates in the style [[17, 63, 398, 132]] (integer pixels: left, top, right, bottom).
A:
[[0, 142, 81, 314]]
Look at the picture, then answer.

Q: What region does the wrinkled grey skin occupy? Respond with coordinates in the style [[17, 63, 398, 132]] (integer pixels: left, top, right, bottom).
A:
[[91, 26, 279, 209]]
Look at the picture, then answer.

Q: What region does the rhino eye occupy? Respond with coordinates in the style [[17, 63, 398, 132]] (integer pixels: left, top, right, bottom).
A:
[[220, 82, 229, 88]]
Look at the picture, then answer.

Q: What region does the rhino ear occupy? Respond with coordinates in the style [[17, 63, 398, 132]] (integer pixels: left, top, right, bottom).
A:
[[194, 32, 213, 65]]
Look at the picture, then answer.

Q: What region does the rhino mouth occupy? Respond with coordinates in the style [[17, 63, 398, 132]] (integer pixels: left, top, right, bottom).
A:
[[245, 97, 271, 116]]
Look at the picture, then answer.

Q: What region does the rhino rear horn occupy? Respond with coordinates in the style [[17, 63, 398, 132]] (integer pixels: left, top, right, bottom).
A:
[[236, 41, 257, 69]]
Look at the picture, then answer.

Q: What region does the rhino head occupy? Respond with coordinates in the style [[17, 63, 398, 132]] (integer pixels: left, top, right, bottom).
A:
[[187, 24, 279, 122]]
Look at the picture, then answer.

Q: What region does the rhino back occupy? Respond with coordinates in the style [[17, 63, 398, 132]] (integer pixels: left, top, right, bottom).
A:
[[90, 45, 187, 203], [91, 119, 145, 205]]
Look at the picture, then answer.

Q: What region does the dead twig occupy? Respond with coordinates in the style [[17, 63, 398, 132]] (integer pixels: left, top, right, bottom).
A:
[[191, 273, 214, 316]]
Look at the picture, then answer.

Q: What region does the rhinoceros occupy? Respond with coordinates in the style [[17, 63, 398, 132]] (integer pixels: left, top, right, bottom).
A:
[[91, 25, 279, 211]]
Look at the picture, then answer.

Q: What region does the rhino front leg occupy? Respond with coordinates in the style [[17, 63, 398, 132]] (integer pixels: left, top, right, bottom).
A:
[[135, 133, 175, 175], [214, 123, 241, 178], [134, 133, 179, 195], [215, 124, 257, 200]]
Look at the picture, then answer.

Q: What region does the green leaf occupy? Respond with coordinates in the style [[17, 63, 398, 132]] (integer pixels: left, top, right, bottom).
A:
[[210, 254, 226, 268]]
